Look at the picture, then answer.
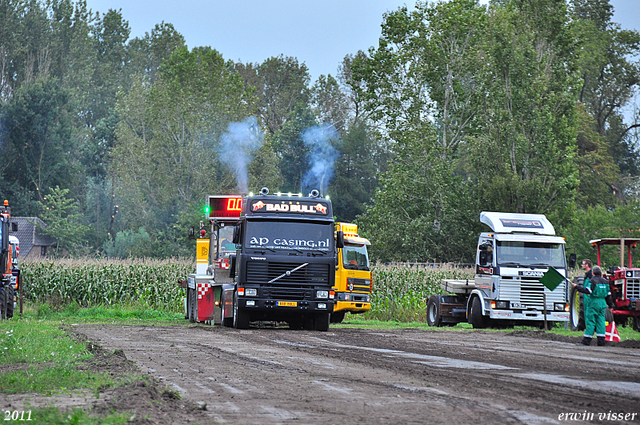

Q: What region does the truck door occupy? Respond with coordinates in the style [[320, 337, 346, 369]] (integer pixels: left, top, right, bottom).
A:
[[475, 237, 494, 292]]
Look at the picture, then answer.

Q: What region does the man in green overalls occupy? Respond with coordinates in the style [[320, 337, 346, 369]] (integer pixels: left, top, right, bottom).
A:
[[572, 266, 614, 346], [581, 259, 593, 332]]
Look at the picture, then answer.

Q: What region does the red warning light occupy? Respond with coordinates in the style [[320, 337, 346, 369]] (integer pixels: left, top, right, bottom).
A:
[[208, 196, 242, 219]]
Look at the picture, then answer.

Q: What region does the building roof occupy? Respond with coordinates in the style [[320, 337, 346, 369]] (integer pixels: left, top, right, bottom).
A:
[[9, 217, 57, 257]]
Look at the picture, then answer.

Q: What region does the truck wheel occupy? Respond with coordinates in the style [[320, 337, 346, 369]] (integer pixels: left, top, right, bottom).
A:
[[314, 313, 330, 331], [569, 286, 585, 331], [605, 307, 614, 325], [0, 286, 6, 320], [288, 318, 303, 330], [470, 297, 489, 329], [188, 287, 196, 323], [233, 291, 250, 329], [5, 284, 14, 319], [632, 316, 640, 332], [426, 295, 443, 327], [330, 311, 345, 323], [221, 296, 233, 327]]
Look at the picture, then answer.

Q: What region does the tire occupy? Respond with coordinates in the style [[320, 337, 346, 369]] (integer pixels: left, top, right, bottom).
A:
[[569, 286, 585, 331], [314, 313, 330, 332], [330, 311, 345, 324], [233, 291, 250, 329], [469, 297, 489, 329], [288, 318, 303, 330], [5, 284, 14, 319], [188, 287, 196, 323], [0, 285, 6, 320], [426, 295, 443, 327], [632, 316, 640, 332], [222, 296, 233, 327], [605, 307, 614, 325]]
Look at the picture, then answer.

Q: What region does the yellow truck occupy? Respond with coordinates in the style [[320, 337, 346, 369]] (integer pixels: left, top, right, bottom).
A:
[[332, 222, 372, 323]]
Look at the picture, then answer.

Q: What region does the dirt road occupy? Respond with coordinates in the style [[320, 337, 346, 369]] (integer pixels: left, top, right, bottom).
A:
[[58, 324, 639, 424]]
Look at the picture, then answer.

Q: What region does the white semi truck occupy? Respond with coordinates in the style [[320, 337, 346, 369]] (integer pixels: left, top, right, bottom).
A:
[[427, 212, 571, 328]]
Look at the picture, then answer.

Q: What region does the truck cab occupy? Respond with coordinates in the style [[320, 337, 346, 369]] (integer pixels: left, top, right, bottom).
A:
[[332, 222, 372, 323], [427, 212, 570, 328]]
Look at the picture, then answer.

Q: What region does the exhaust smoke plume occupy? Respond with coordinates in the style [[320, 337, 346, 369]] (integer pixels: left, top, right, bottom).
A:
[[218, 116, 264, 193], [301, 123, 340, 195]]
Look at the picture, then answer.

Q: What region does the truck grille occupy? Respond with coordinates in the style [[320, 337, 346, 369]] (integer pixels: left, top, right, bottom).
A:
[[627, 279, 640, 299], [246, 261, 330, 286], [499, 277, 567, 310], [265, 286, 312, 300], [350, 278, 370, 292]]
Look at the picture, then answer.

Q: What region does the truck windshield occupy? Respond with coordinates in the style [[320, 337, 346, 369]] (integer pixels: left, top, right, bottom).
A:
[[343, 244, 369, 270], [496, 241, 566, 268], [245, 220, 333, 255]]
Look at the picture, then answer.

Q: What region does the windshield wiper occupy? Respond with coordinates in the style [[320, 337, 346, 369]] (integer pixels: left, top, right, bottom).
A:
[[308, 249, 328, 256], [253, 247, 276, 253], [499, 262, 521, 267], [268, 263, 309, 284]]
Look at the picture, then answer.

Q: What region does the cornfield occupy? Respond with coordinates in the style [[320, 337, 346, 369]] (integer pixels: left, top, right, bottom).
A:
[[19, 259, 474, 322], [20, 258, 193, 312], [368, 263, 474, 322]]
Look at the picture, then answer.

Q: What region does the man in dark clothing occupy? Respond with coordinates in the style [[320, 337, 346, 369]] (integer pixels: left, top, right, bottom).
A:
[[572, 265, 614, 346], [581, 259, 593, 282]]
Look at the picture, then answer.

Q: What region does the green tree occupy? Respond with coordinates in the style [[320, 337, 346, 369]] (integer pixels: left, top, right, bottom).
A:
[[1, 78, 80, 214], [257, 55, 311, 136], [329, 121, 382, 222], [467, 0, 580, 225], [574, 104, 620, 208], [272, 104, 317, 192], [38, 185, 89, 255], [110, 46, 257, 240], [571, 0, 640, 180]]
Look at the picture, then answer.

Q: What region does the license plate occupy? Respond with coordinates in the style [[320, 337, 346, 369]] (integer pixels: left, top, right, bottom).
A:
[[277, 301, 297, 307], [511, 303, 526, 309]]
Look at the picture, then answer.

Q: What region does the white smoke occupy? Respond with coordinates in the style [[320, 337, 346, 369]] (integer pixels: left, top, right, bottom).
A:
[[218, 116, 264, 193], [301, 123, 340, 195]]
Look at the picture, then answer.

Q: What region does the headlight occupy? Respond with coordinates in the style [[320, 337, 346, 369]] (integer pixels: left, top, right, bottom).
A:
[[318, 303, 327, 309], [554, 303, 566, 311], [245, 288, 257, 296], [316, 290, 329, 299], [492, 300, 509, 309], [246, 300, 256, 306]]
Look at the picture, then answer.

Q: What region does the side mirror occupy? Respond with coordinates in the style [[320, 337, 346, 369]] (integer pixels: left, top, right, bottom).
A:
[[232, 226, 241, 244], [336, 231, 344, 249], [188, 226, 195, 240], [568, 253, 577, 269], [479, 251, 491, 266], [11, 222, 18, 232], [229, 254, 236, 278]]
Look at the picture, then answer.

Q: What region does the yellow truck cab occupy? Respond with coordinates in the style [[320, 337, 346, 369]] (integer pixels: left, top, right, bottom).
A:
[[333, 222, 372, 323]]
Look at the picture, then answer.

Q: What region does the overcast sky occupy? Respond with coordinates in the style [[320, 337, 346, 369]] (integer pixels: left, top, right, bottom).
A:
[[84, 0, 639, 82]]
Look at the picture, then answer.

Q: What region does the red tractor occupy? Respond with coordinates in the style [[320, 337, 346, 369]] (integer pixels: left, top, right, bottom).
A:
[[570, 238, 640, 332]]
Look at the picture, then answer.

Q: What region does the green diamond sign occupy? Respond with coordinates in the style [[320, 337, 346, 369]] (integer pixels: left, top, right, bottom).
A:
[[540, 267, 565, 291]]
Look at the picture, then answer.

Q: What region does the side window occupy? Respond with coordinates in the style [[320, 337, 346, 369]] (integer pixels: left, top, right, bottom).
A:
[[478, 241, 493, 266]]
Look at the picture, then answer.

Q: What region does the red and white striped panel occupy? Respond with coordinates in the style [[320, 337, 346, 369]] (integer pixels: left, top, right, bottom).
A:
[[197, 282, 211, 299]]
